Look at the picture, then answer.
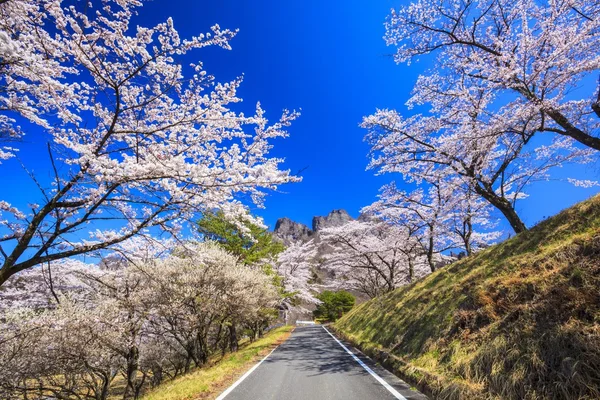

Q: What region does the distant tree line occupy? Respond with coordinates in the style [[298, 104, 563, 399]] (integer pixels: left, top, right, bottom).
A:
[[0, 242, 280, 399]]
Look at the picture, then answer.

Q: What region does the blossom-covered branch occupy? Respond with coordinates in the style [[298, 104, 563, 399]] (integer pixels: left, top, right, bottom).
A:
[[0, 0, 300, 286], [385, 0, 600, 150]]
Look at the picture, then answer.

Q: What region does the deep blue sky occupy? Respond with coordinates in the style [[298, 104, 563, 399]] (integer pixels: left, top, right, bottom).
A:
[[138, 0, 413, 230], [139, 0, 599, 231], [3, 0, 600, 236]]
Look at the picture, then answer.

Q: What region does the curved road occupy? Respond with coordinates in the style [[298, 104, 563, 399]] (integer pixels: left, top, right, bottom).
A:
[[217, 325, 428, 400]]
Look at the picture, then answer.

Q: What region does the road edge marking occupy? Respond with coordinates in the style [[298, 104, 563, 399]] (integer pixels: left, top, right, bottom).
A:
[[214, 345, 279, 400], [322, 326, 408, 400]]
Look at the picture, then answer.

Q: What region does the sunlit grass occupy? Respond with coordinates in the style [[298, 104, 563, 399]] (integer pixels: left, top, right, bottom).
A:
[[141, 326, 293, 400], [335, 194, 600, 400]]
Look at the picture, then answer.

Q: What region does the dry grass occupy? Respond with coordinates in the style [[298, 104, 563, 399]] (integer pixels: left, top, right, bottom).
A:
[[335, 194, 600, 400], [140, 326, 293, 400]]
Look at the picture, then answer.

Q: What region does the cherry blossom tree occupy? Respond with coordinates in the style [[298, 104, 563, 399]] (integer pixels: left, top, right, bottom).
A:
[[364, 0, 600, 234], [0, 235, 171, 311], [384, 0, 600, 150], [274, 240, 318, 304], [0, 241, 280, 399], [317, 219, 430, 298], [0, 258, 90, 310], [76, 265, 150, 398], [0, 0, 300, 287], [364, 181, 457, 272], [366, 180, 501, 260], [364, 92, 595, 233], [0, 303, 123, 400], [446, 183, 502, 255], [315, 181, 499, 298], [0, 0, 74, 162]]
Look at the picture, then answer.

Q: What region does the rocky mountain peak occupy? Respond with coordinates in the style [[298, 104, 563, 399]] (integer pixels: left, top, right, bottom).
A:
[[312, 209, 353, 232], [273, 209, 355, 245], [273, 217, 313, 245]]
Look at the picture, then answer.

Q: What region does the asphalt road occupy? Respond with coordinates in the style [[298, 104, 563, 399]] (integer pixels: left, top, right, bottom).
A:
[[218, 325, 428, 400]]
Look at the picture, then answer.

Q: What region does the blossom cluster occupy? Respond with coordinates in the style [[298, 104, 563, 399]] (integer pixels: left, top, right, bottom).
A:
[[0, 241, 279, 399], [0, 0, 299, 286], [364, 0, 600, 234]]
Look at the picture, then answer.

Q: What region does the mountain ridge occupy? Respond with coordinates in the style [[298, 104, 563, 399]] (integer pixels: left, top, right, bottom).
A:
[[273, 209, 354, 245]]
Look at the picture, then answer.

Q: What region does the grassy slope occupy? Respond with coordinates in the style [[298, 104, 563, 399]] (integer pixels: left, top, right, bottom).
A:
[[141, 326, 293, 400], [335, 195, 600, 400]]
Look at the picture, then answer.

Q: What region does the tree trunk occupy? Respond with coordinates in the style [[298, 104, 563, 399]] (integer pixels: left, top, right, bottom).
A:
[[427, 230, 436, 273], [184, 354, 192, 373], [133, 374, 145, 400], [474, 185, 527, 234], [214, 322, 224, 349], [0, 266, 13, 287], [100, 372, 113, 400], [123, 346, 139, 400], [463, 215, 473, 256], [197, 333, 208, 365], [463, 237, 472, 257], [544, 108, 600, 151], [229, 325, 238, 352], [389, 266, 395, 292], [151, 365, 163, 388]]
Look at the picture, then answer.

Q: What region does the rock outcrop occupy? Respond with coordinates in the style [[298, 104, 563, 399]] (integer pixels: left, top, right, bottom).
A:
[[312, 209, 353, 232], [273, 217, 313, 245], [273, 209, 355, 245]]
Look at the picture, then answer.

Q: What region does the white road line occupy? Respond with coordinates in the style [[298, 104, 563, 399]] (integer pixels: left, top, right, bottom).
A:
[[322, 326, 408, 400], [215, 345, 279, 400]]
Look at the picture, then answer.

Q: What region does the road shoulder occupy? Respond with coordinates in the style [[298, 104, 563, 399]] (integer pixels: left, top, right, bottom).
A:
[[325, 325, 429, 400], [141, 326, 294, 400]]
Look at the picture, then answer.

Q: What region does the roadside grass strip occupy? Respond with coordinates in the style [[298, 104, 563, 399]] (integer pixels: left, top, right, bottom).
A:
[[141, 326, 293, 400], [214, 345, 279, 400]]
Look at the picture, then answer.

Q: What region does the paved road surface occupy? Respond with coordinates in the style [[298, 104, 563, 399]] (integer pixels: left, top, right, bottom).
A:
[[218, 325, 428, 400]]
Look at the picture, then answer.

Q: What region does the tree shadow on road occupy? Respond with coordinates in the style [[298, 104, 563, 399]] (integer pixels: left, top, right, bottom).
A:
[[262, 326, 371, 378]]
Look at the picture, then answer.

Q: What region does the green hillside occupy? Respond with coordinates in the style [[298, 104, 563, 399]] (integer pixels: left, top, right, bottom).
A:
[[334, 195, 600, 400]]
